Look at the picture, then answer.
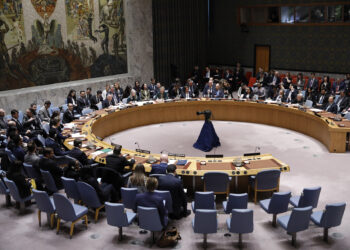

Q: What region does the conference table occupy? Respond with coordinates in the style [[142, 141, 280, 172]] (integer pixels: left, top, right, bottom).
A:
[[63, 98, 350, 192]]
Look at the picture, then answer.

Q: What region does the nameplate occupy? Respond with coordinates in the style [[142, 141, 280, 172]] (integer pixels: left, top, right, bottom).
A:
[[111, 143, 122, 148], [143, 102, 153, 106], [165, 99, 174, 103], [205, 154, 224, 158], [243, 152, 260, 156], [136, 149, 151, 154], [168, 153, 186, 157]]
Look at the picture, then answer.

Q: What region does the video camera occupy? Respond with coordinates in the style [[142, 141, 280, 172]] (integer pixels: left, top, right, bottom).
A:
[[196, 110, 212, 121]]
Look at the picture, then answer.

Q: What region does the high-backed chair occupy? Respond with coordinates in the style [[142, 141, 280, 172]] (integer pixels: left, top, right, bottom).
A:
[[40, 170, 58, 194], [192, 209, 217, 248], [32, 189, 56, 228], [260, 191, 291, 226], [277, 206, 313, 246], [105, 202, 137, 241], [290, 187, 321, 208], [311, 202, 346, 242], [4, 148, 16, 163], [23, 163, 41, 180], [37, 135, 46, 147], [43, 123, 50, 134], [4, 178, 33, 212], [53, 193, 88, 239], [191, 191, 216, 213], [154, 190, 173, 214], [248, 169, 280, 204], [61, 177, 81, 204], [82, 108, 93, 115], [0, 178, 11, 206], [305, 100, 313, 108], [222, 193, 248, 214], [138, 206, 167, 243], [203, 172, 231, 195], [77, 181, 105, 222], [227, 209, 253, 247], [121, 187, 138, 210]]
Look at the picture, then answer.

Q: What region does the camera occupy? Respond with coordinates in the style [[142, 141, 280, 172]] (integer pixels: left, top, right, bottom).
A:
[[196, 110, 212, 121]]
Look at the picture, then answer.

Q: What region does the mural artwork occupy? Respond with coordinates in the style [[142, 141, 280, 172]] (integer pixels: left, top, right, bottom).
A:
[[0, 0, 127, 91]]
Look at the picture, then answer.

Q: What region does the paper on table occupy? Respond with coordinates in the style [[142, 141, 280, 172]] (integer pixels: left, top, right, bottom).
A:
[[71, 133, 86, 138], [309, 108, 323, 112], [168, 159, 177, 165], [64, 123, 75, 129], [91, 151, 104, 159]]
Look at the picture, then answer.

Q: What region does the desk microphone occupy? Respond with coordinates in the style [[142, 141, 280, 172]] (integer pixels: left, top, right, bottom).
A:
[[135, 142, 140, 153], [160, 149, 168, 155]]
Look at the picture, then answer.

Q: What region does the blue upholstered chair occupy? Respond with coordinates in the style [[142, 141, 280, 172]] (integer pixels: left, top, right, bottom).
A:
[[311, 202, 346, 242], [277, 206, 313, 246], [40, 170, 59, 194], [4, 177, 33, 212], [121, 187, 138, 210], [0, 178, 11, 206], [154, 190, 173, 213], [290, 186, 321, 208], [260, 191, 291, 226], [105, 202, 137, 241], [203, 172, 231, 195], [4, 148, 16, 163], [192, 209, 217, 248], [53, 193, 88, 239], [77, 181, 105, 222], [149, 174, 166, 178], [222, 193, 248, 214], [82, 108, 93, 116], [249, 169, 280, 204], [33, 189, 56, 228], [23, 163, 41, 179], [61, 177, 81, 204], [37, 134, 46, 147], [191, 191, 216, 213], [305, 100, 313, 108], [227, 209, 254, 247], [42, 123, 50, 134], [138, 206, 168, 243]]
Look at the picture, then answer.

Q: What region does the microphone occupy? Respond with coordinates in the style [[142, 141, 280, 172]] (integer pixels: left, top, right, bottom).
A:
[[135, 142, 140, 154], [213, 147, 217, 162], [160, 149, 168, 155]]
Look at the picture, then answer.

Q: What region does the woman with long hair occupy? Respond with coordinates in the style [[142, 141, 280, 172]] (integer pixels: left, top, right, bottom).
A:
[[127, 163, 147, 193]]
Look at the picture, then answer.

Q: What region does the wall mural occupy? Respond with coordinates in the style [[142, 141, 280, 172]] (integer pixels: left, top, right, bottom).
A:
[[0, 0, 127, 91]]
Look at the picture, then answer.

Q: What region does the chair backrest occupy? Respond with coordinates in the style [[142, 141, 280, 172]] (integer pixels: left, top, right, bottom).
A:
[[305, 100, 313, 108], [105, 202, 128, 227], [4, 177, 22, 201], [0, 178, 9, 195], [23, 163, 41, 179], [287, 206, 313, 233], [121, 187, 138, 210], [193, 209, 217, 234], [61, 104, 68, 112], [194, 191, 215, 211], [344, 112, 350, 121], [320, 202, 346, 228], [137, 206, 163, 232], [299, 187, 321, 208], [43, 123, 50, 134], [94, 167, 121, 185], [149, 174, 166, 178], [256, 170, 280, 190], [61, 177, 81, 201], [77, 181, 102, 208], [40, 170, 58, 193], [5, 148, 16, 163], [18, 111, 24, 123], [226, 193, 248, 212], [37, 135, 46, 147], [154, 190, 173, 213], [33, 189, 55, 214], [82, 108, 93, 115], [203, 172, 230, 193], [122, 98, 127, 104], [96, 102, 103, 110], [229, 209, 254, 234], [268, 191, 291, 214], [53, 193, 77, 222]]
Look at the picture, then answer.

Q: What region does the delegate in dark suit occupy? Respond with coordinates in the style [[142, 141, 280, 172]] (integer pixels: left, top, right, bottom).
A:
[[45, 137, 69, 156], [307, 78, 319, 92], [90, 95, 103, 110], [77, 97, 90, 114], [102, 98, 115, 108], [150, 162, 168, 175], [335, 95, 349, 113], [135, 192, 167, 227], [105, 153, 134, 174], [38, 157, 63, 189], [62, 109, 75, 124], [325, 102, 338, 114], [68, 147, 92, 166], [203, 84, 216, 98]]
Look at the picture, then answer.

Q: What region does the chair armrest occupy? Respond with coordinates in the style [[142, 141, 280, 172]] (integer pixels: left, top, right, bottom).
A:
[[122, 172, 133, 179], [90, 163, 99, 168]]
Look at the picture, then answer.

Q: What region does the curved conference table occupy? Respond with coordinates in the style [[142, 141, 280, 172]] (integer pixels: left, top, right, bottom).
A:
[[63, 99, 350, 192]]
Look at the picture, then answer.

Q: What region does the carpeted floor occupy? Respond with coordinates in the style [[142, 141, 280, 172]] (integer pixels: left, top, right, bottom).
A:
[[1, 121, 349, 250]]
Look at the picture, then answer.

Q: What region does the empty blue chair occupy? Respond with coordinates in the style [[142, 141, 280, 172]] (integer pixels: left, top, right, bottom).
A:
[[121, 187, 138, 210], [260, 191, 291, 226], [37, 134, 46, 147], [33, 189, 56, 228], [77, 181, 105, 222], [0, 178, 11, 206], [192, 209, 217, 248], [311, 202, 346, 242], [290, 187, 321, 208], [53, 193, 88, 239], [105, 202, 137, 241], [40, 170, 58, 193], [82, 108, 93, 115], [138, 206, 168, 243], [61, 177, 81, 203], [23, 163, 41, 179], [154, 190, 173, 213], [222, 193, 248, 214], [249, 169, 280, 204], [61, 104, 68, 112], [96, 102, 103, 110], [305, 100, 313, 108], [277, 206, 313, 246], [203, 172, 231, 195], [191, 191, 216, 213], [18, 110, 24, 123], [42, 123, 50, 134], [4, 177, 33, 212], [344, 112, 350, 121], [227, 209, 253, 247]]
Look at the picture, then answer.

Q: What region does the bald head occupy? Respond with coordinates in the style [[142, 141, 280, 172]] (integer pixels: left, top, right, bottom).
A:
[[0, 109, 4, 117], [160, 154, 168, 163]]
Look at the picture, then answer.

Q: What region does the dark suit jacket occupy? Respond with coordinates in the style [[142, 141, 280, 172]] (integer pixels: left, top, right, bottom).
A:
[[150, 163, 168, 175], [319, 81, 331, 93], [0, 117, 7, 130], [11, 118, 24, 134], [77, 97, 90, 113], [90, 95, 103, 110], [135, 191, 167, 227], [336, 96, 349, 112], [67, 96, 77, 105], [68, 147, 90, 166], [325, 103, 338, 114], [63, 110, 75, 124], [284, 89, 298, 103], [45, 138, 69, 156], [158, 174, 187, 218], [332, 82, 346, 94], [307, 78, 319, 92], [105, 154, 133, 174], [155, 92, 168, 100], [38, 157, 63, 188], [7, 172, 31, 198], [203, 85, 216, 97], [11, 146, 25, 162], [315, 93, 329, 108], [102, 99, 115, 108]]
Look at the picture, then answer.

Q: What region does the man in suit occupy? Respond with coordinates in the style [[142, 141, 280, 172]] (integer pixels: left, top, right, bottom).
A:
[[77, 90, 90, 114], [150, 154, 168, 174], [38, 147, 63, 189], [267, 71, 280, 99], [10, 109, 29, 136], [336, 90, 349, 113], [22, 108, 42, 132], [135, 177, 168, 228], [315, 89, 329, 109], [102, 94, 116, 108], [332, 78, 346, 96], [0, 109, 8, 130], [284, 84, 298, 103], [105, 145, 135, 174], [45, 128, 70, 156], [158, 164, 189, 219], [155, 87, 168, 100], [38, 100, 51, 122], [307, 73, 319, 93], [203, 80, 216, 98], [86, 87, 93, 104], [214, 83, 224, 98], [148, 78, 157, 98], [295, 93, 304, 105], [325, 96, 338, 114], [63, 103, 75, 124], [68, 139, 94, 166], [256, 67, 266, 84], [90, 90, 104, 110]]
